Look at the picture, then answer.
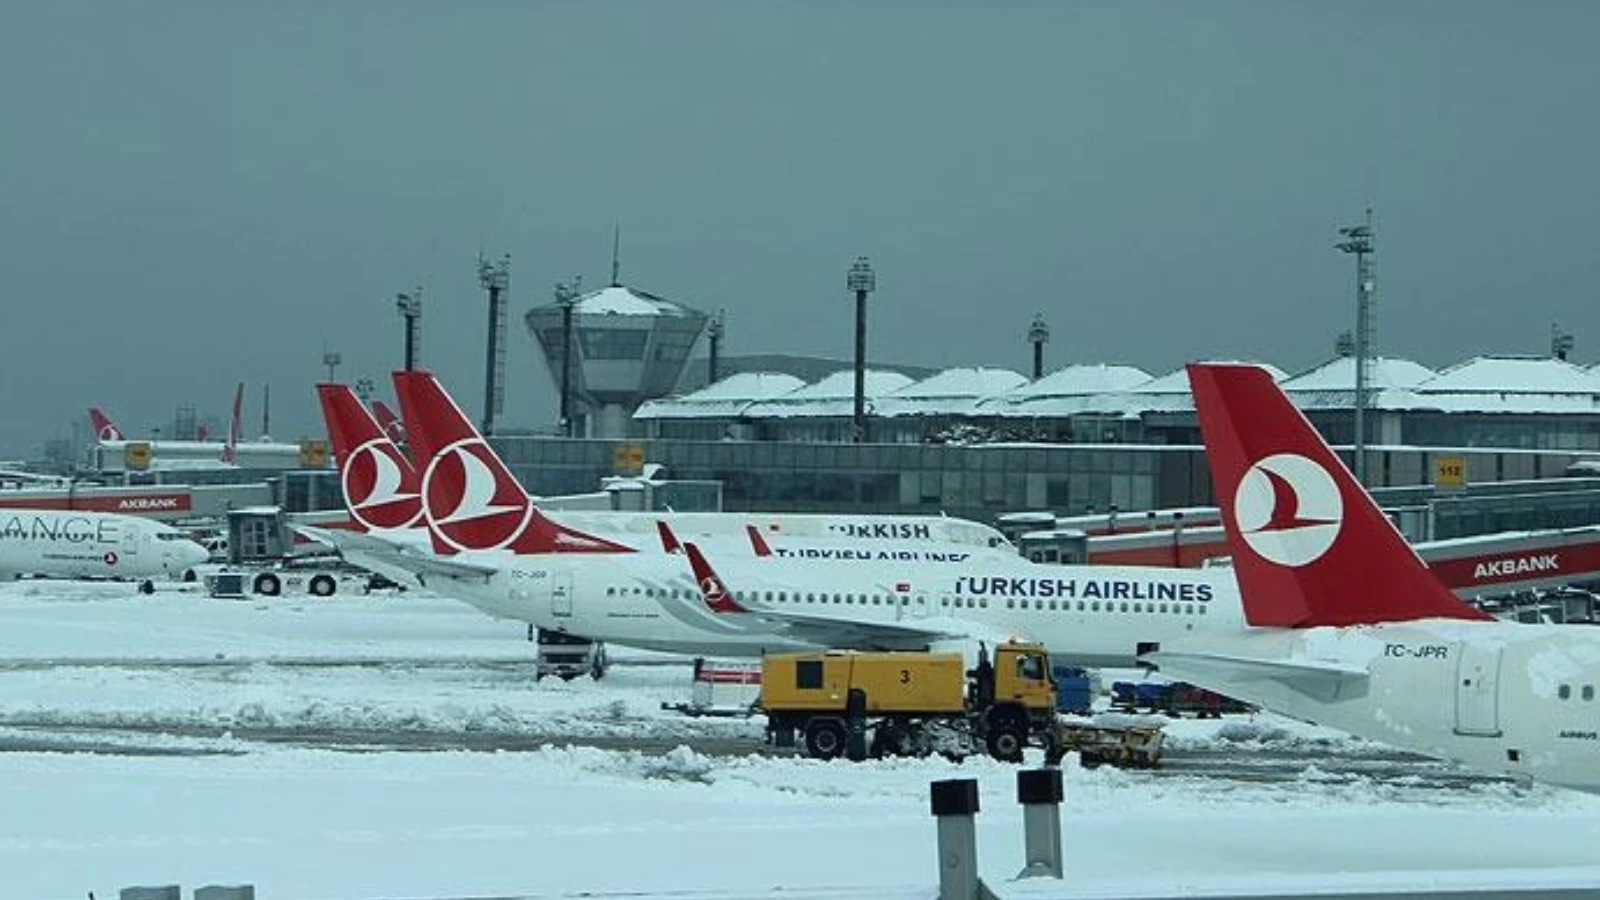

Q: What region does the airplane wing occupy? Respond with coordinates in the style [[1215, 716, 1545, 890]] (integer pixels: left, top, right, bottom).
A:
[[719, 607, 972, 651], [294, 526, 498, 584], [1140, 650, 1369, 703]]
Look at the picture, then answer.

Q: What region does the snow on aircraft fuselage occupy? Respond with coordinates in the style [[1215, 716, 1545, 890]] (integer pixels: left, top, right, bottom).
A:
[[1145, 363, 1600, 793], [0, 508, 210, 583], [307, 373, 1248, 665]]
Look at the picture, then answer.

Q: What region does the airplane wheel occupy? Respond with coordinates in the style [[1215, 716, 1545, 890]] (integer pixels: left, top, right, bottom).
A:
[[254, 573, 281, 596], [139, 580, 155, 595]]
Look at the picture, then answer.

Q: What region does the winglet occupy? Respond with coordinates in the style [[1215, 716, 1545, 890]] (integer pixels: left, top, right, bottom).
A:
[[392, 370, 633, 556], [657, 521, 684, 554], [1187, 363, 1489, 627], [745, 525, 774, 558], [684, 542, 748, 614]]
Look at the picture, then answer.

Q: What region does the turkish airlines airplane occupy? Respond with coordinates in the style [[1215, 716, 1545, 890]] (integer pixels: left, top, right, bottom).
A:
[[305, 372, 1245, 663], [317, 377, 1017, 557], [89, 384, 301, 469], [0, 508, 210, 586], [1144, 363, 1600, 792]]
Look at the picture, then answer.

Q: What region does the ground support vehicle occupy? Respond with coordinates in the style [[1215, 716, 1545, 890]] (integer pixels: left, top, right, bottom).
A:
[[660, 658, 762, 716], [532, 628, 609, 681], [1052, 665, 1099, 714], [1048, 721, 1165, 769], [760, 642, 1059, 763], [1110, 680, 1255, 718], [204, 562, 381, 599]]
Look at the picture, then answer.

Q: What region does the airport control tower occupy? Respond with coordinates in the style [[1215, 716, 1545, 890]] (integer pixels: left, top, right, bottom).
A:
[[525, 280, 708, 438]]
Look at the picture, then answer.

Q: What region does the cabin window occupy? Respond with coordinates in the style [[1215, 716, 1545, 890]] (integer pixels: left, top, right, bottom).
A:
[[765, 591, 775, 603], [1560, 684, 1572, 700], [1185, 604, 1194, 615], [1005, 599, 1015, 609], [979, 598, 988, 609], [796, 660, 824, 690], [941, 597, 950, 607], [1076, 601, 1085, 612], [1199, 604, 1207, 615], [1091, 602, 1101, 612], [1120, 602, 1129, 613], [1160, 603, 1168, 614], [606, 587, 616, 596], [1586, 686, 1596, 701]]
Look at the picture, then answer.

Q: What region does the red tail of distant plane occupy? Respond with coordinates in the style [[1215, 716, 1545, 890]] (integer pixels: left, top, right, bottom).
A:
[[317, 383, 422, 532], [657, 521, 684, 554], [745, 525, 774, 557], [371, 399, 406, 447], [220, 383, 244, 464], [391, 370, 632, 556], [87, 407, 123, 442], [683, 542, 748, 614], [1186, 363, 1489, 627]]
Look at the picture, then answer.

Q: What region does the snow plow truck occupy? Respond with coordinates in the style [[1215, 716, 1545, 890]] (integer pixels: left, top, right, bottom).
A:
[[759, 641, 1059, 763]]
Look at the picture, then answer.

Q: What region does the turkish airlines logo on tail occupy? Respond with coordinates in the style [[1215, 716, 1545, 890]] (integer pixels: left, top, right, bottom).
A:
[[1233, 453, 1343, 567], [342, 439, 422, 531], [421, 438, 531, 551]]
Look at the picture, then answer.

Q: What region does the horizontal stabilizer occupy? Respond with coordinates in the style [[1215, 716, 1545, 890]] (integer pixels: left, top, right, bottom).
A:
[[295, 526, 498, 582], [1140, 650, 1369, 703]]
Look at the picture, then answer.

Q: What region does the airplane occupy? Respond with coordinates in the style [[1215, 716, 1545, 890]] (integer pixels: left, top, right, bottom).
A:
[[1143, 362, 1600, 793], [318, 378, 1018, 558], [305, 372, 1245, 664], [0, 508, 211, 589], [88, 384, 303, 470]]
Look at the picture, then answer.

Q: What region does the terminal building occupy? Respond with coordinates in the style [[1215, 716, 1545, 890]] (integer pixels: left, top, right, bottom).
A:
[[494, 283, 1600, 538]]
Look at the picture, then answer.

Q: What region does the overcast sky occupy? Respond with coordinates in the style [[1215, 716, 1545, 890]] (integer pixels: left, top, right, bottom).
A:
[[3, 1, 1597, 457]]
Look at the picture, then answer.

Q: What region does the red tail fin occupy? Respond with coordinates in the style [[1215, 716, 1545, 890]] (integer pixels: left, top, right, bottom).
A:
[[391, 370, 632, 555], [683, 542, 747, 613], [1187, 363, 1489, 627], [317, 383, 422, 532], [371, 399, 407, 448], [657, 521, 684, 554], [88, 408, 123, 441], [220, 383, 244, 464], [745, 525, 774, 557]]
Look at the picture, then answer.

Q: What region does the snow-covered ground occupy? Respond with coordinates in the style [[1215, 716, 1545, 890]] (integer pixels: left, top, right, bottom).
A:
[[5, 580, 1600, 900]]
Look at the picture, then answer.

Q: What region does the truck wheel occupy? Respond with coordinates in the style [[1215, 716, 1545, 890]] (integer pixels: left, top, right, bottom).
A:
[[985, 717, 1028, 763], [308, 574, 337, 597], [139, 579, 155, 595], [254, 573, 281, 597], [804, 718, 848, 760]]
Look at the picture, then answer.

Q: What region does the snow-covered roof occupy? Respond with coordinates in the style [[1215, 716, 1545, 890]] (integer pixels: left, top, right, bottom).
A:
[[634, 372, 806, 420], [1281, 356, 1437, 391], [744, 370, 914, 418], [979, 364, 1153, 417], [569, 285, 699, 317], [873, 367, 1028, 418], [1417, 356, 1599, 394]]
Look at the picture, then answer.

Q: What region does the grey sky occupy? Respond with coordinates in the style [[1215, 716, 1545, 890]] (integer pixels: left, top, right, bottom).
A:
[[3, 2, 1597, 457]]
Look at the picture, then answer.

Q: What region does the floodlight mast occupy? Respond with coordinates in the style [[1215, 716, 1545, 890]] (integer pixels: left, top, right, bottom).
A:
[[1335, 209, 1375, 485], [478, 255, 511, 435], [1028, 313, 1050, 380], [395, 289, 423, 371], [847, 257, 876, 443]]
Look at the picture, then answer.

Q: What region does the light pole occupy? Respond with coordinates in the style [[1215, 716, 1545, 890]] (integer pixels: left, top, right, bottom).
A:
[[395, 289, 422, 371], [322, 348, 342, 383], [847, 257, 876, 443], [706, 308, 725, 385], [478, 254, 511, 435], [553, 276, 583, 437], [1335, 210, 1375, 485], [1028, 313, 1050, 380]]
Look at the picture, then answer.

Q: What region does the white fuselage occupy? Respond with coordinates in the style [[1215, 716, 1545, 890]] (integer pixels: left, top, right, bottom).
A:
[[546, 510, 1014, 552], [0, 509, 210, 582], [1158, 620, 1600, 793], [424, 547, 1243, 665]]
